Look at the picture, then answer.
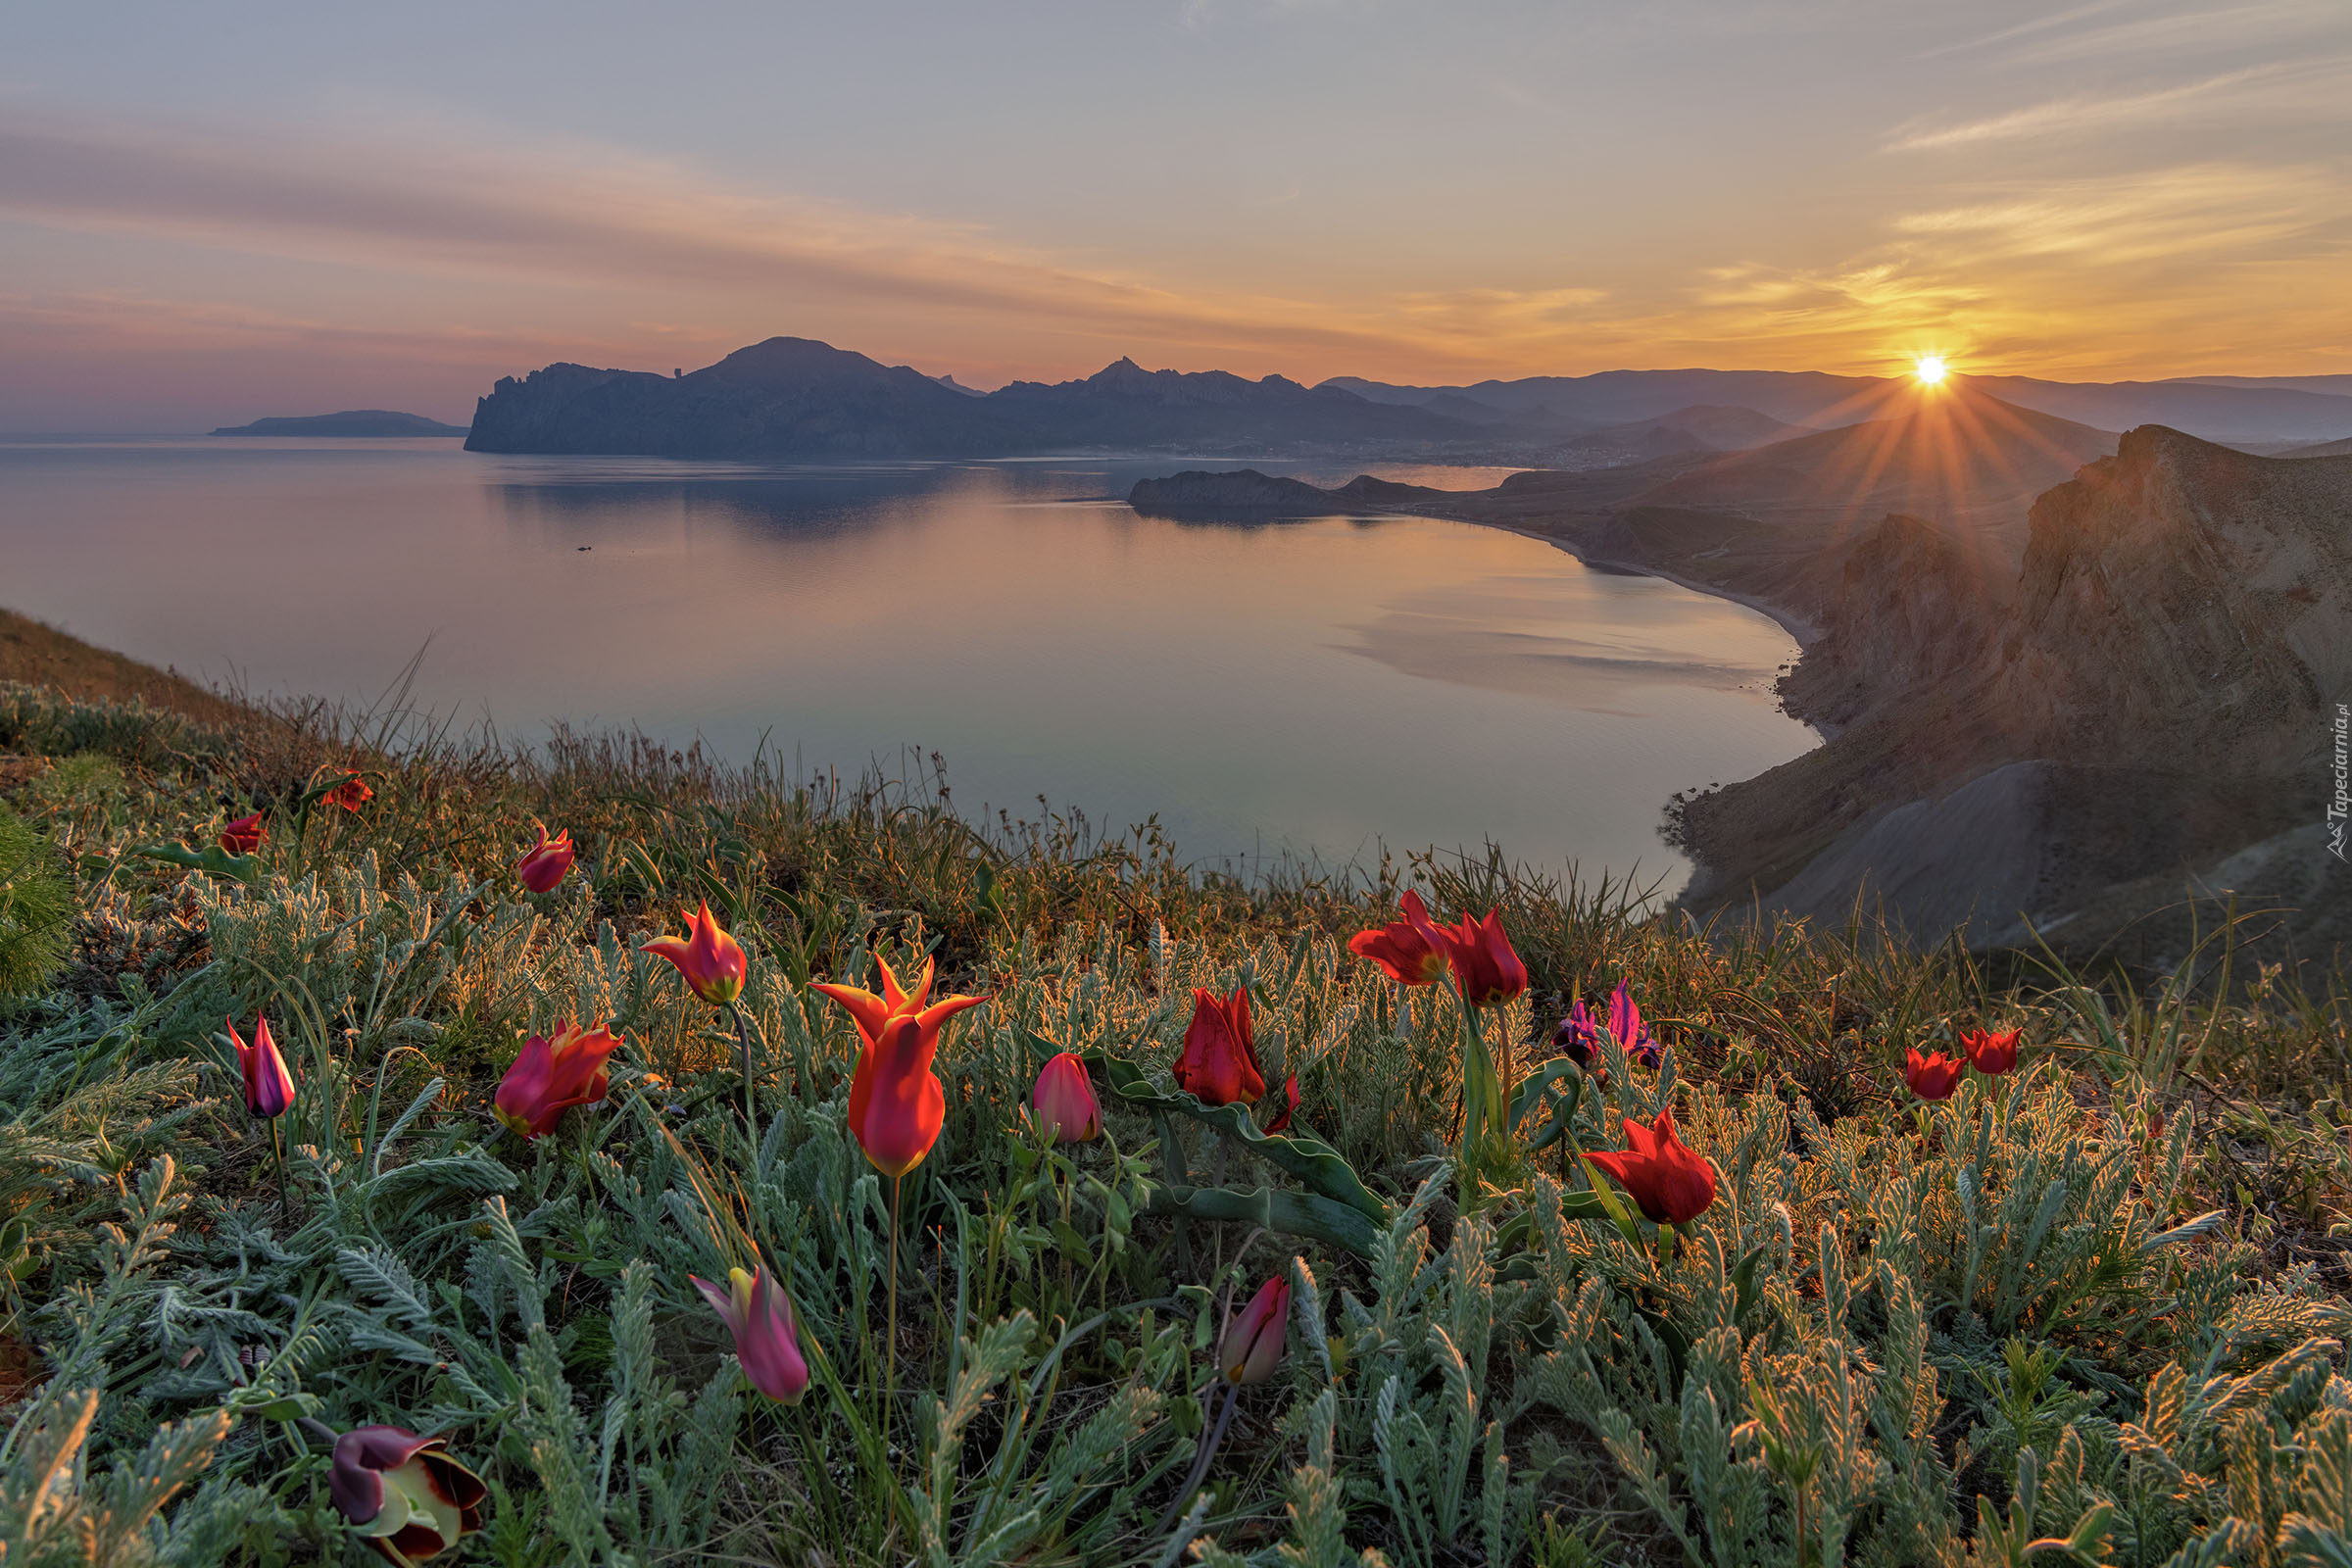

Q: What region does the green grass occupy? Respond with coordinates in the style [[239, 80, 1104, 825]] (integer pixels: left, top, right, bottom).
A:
[[0, 674, 2349, 1566]]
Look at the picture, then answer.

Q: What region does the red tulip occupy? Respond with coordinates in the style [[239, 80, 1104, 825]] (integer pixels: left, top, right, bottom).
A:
[[323, 773, 373, 811], [492, 1021, 622, 1140], [1961, 1027, 2020, 1076], [1904, 1047, 1964, 1102], [1586, 1109, 1716, 1226], [1032, 1052, 1101, 1143], [690, 1264, 810, 1403], [220, 811, 266, 855], [327, 1425, 487, 1564], [1218, 1272, 1292, 1386], [641, 901, 747, 1006], [1262, 1072, 1300, 1135], [514, 821, 574, 893], [813, 955, 988, 1177], [1416, 906, 1528, 1007], [225, 1015, 295, 1119], [1348, 889, 1449, 986], [1173, 987, 1266, 1107]]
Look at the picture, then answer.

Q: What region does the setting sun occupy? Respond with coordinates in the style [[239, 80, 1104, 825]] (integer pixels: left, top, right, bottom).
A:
[[1914, 356, 1948, 385]]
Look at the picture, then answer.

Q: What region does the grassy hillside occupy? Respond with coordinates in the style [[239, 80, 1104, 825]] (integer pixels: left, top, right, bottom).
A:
[[0, 616, 2347, 1566]]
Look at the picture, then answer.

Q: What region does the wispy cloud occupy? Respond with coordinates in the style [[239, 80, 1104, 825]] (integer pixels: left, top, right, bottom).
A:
[[1995, 0, 2344, 65], [1886, 57, 2352, 150], [1894, 161, 2342, 265]]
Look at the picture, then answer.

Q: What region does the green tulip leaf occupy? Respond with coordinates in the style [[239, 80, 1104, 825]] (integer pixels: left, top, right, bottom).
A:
[[1143, 1181, 1384, 1257], [1084, 1050, 1392, 1225], [130, 842, 261, 884]]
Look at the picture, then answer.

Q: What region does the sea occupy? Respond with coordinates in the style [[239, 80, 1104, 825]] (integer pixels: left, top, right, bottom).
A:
[[0, 436, 1819, 894]]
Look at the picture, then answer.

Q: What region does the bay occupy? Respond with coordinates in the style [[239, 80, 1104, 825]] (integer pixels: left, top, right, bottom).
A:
[[0, 437, 1818, 892]]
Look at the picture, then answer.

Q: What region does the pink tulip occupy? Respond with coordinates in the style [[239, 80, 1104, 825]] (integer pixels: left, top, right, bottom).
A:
[[1032, 1052, 1101, 1143], [1218, 1272, 1292, 1386], [689, 1263, 810, 1403], [225, 1015, 295, 1119], [492, 1022, 622, 1140], [514, 821, 574, 893]]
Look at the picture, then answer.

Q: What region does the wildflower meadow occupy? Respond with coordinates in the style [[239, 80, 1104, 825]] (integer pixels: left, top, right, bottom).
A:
[[0, 678, 2349, 1566]]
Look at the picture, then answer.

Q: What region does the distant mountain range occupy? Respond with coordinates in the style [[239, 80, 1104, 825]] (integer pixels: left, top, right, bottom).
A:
[[1326, 368, 2352, 446], [461, 335, 2352, 459], [212, 410, 469, 437], [466, 337, 1480, 459]]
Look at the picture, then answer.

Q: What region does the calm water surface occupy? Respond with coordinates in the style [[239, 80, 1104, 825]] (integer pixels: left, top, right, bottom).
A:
[[0, 437, 1817, 890]]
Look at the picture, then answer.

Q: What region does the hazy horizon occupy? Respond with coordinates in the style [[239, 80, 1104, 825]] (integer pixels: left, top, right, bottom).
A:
[[5, 0, 2349, 431]]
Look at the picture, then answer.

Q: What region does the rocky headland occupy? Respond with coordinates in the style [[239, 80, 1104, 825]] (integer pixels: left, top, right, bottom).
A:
[[1130, 401, 2352, 973]]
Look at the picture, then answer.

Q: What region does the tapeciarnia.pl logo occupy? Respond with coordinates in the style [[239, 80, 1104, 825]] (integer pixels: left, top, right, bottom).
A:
[[2330, 702, 2348, 861]]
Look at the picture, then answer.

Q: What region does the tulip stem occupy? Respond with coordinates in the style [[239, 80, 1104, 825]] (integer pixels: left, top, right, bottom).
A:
[[729, 1003, 756, 1133], [270, 1118, 292, 1224], [884, 1170, 902, 1464], [1153, 1377, 1242, 1540]]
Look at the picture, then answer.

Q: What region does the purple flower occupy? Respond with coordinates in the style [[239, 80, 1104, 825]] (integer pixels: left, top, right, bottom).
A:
[[1608, 981, 1662, 1068]]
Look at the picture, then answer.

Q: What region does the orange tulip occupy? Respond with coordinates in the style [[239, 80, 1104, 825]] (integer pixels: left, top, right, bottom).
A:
[[1586, 1109, 1716, 1226], [220, 811, 266, 855], [814, 955, 988, 1177], [641, 901, 747, 1006], [1961, 1027, 2020, 1076], [514, 822, 575, 893], [493, 1022, 622, 1140], [1032, 1052, 1101, 1143], [1348, 890, 1448, 985], [1415, 905, 1528, 1007], [1173, 986, 1266, 1107], [323, 773, 373, 811], [1904, 1047, 1964, 1102]]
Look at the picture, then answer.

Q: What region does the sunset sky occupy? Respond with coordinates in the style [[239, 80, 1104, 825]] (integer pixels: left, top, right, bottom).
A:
[[4, 0, 2347, 429]]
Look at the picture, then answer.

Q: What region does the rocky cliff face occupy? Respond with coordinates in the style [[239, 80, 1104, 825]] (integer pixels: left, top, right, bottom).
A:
[[1680, 427, 2352, 972]]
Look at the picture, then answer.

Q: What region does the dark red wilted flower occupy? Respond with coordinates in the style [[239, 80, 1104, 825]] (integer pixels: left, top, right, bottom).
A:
[[1904, 1047, 1964, 1102], [1586, 1109, 1716, 1226], [1218, 1272, 1292, 1386], [1262, 1073, 1300, 1135], [514, 821, 575, 893], [225, 1015, 295, 1119], [1173, 986, 1266, 1107], [220, 811, 266, 855], [327, 1425, 487, 1564], [323, 774, 373, 811], [1961, 1027, 2021, 1076], [1348, 889, 1448, 986], [1415, 906, 1528, 1007]]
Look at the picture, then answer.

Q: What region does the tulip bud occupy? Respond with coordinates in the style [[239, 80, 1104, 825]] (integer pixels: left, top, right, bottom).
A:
[[1173, 987, 1266, 1107], [1219, 1272, 1292, 1386], [641, 901, 747, 1006], [1960, 1027, 2020, 1076], [1606, 981, 1661, 1068], [1904, 1047, 1964, 1102], [220, 811, 266, 856], [327, 1425, 487, 1563], [492, 1021, 622, 1140], [514, 821, 575, 894], [225, 1015, 295, 1119], [690, 1264, 810, 1403], [1032, 1052, 1101, 1143]]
